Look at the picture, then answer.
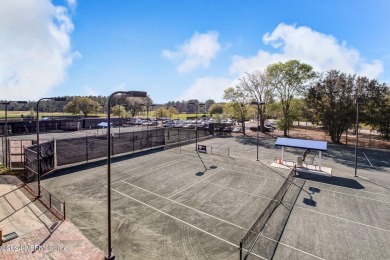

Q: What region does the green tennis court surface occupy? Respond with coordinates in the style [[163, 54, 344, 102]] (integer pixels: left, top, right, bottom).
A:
[[41, 136, 390, 259]]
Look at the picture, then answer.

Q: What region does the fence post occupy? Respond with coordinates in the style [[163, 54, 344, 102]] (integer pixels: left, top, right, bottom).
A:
[[54, 139, 57, 168], [24, 148, 27, 183], [239, 240, 243, 260], [20, 141, 23, 167], [49, 192, 52, 209], [86, 136, 89, 162], [111, 135, 114, 155], [6, 137, 10, 168], [177, 129, 179, 148], [141, 130, 143, 152], [132, 131, 135, 153], [155, 129, 157, 148], [1, 137, 4, 166]]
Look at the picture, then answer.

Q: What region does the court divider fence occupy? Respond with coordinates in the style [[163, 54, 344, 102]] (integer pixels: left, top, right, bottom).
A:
[[164, 127, 214, 149], [239, 164, 297, 260]]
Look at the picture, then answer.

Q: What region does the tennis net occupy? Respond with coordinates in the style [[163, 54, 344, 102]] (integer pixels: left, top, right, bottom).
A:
[[239, 165, 297, 260]]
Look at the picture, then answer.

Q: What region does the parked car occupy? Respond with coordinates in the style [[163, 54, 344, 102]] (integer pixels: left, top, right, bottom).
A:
[[232, 127, 243, 133], [164, 121, 184, 128], [265, 124, 276, 130], [223, 126, 233, 133], [249, 125, 274, 132], [182, 124, 195, 129], [142, 121, 158, 126]]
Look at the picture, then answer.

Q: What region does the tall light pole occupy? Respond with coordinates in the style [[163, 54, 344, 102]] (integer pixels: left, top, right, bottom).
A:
[[106, 91, 147, 260], [36, 97, 66, 197], [251, 101, 265, 161], [354, 98, 363, 177], [1, 101, 27, 167]]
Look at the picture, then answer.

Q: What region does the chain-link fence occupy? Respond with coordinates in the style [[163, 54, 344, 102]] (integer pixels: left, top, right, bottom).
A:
[[24, 141, 55, 183], [165, 128, 215, 149], [0, 136, 4, 165], [23, 141, 65, 220], [56, 128, 165, 166]]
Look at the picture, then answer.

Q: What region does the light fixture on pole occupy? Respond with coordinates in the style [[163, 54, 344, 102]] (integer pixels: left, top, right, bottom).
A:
[[106, 91, 147, 260], [1, 101, 27, 167], [354, 98, 363, 177], [250, 101, 265, 161], [36, 97, 66, 198]]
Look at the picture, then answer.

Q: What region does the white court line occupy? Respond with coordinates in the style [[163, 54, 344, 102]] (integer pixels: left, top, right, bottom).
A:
[[113, 158, 187, 184], [258, 234, 325, 260], [291, 205, 390, 233], [180, 158, 285, 182], [167, 168, 224, 199], [121, 180, 245, 230], [111, 188, 266, 260], [119, 180, 324, 259], [363, 152, 373, 167], [202, 180, 274, 202], [206, 180, 390, 234], [223, 168, 285, 182]]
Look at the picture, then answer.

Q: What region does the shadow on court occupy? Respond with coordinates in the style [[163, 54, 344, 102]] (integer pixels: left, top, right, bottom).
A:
[[296, 171, 365, 190], [356, 176, 390, 191], [234, 135, 276, 149]]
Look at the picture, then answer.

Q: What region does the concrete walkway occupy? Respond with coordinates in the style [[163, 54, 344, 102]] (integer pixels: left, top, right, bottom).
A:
[[0, 175, 104, 259]]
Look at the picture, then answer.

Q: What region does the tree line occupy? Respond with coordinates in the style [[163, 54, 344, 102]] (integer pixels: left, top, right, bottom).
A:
[[217, 59, 390, 142]]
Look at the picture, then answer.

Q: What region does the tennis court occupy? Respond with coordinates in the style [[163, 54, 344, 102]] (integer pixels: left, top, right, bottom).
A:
[[40, 136, 390, 259]]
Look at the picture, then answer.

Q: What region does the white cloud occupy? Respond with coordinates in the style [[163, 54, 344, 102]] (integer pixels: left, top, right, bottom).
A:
[[230, 23, 383, 79], [114, 83, 126, 92], [65, 0, 77, 12], [162, 31, 221, 73], [179, 77, 235, 102], [84, 86, 98, 96], [0, 0, 77, 100]]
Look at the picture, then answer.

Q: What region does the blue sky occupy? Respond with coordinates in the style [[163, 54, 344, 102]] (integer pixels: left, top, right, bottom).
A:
[[1, 0, 389, 103]]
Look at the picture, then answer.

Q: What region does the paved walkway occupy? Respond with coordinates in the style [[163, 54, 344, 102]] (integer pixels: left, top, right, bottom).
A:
[[0, 175, 104, 259]]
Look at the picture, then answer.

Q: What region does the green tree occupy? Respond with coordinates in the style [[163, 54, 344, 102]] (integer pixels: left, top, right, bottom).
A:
[[156, 107, 167, 118], [306, 70, 355, 143], [29, 107, 35, 117], [111, 105, 127, 117], [208, 103, 224, 115], [361, 78, 390, 138], [223, 86, 249, 135], [125, 97, 145, 117], [166, 107, 178, 119], [266, 60, 317, 136], [240, 70, 270, 131], [204, 99, 215, 112], [289, 98, 306, 125], [64, 97, 100, 117]]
